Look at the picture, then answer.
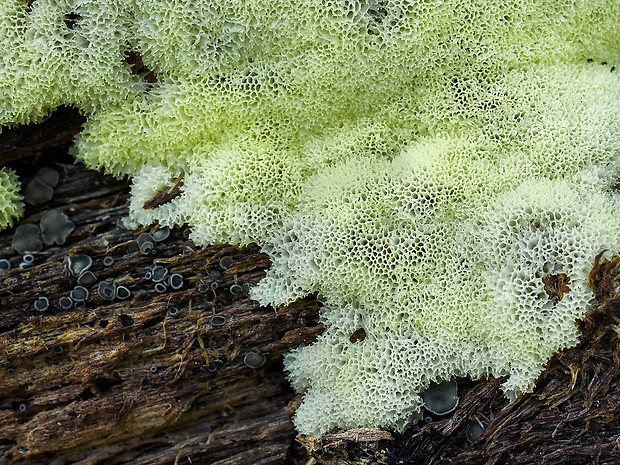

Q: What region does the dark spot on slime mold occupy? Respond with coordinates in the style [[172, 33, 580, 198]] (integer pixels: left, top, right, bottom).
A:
[[349, 327, 367, 343]]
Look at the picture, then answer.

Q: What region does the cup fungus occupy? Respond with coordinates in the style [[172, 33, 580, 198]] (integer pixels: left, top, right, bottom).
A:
[[219, 256, 234, 269], [58, 296, 73, 309], [168, 273, 183, 290], [466, 419, 486, 443], [150, 265, 168, 282], [11, 224, 44, 254], [243, 352, 266, 369], [210, 315, 227, 326], [0, 258, 10, 271], [421, 380, 459, 416], [77, 271, 97, 286], [67, 254, 93, 277], [34, 296, 49, 312], [35, 167, 60, 188], [152, 227, 170, 242], [137, 232, 156, 255], [154, 282, 167, 293], [102, 256, 115, 266], [24, 178, 54, 206], [115, 285, 131, 300], [40, 209, 75, 245], [98, 280, 116, 300], [70, 286, 89, 302]]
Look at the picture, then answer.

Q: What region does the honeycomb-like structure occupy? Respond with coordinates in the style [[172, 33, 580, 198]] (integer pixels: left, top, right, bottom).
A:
[[0, 168, 23, 229], [0, 0, 619, 437]]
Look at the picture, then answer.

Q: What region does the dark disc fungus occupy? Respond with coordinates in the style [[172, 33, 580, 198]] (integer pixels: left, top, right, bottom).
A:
[[168, 273, 183, 289], [12, 224, 44, 254], [36, 167, 60, 187], [77, 270, 97, 286], [115, 285, 131, 300], [34, 296, 49, 312], [421, 379, 459, 415], [152, 226, 170, 242], [24, 177, 54, 205], [70, 286, 89, 302], [59, 296, 73, 309], [67, 254, 92, 277], [151, 265, 168, 282], [98, 280, 116, 300], [154, 282, 167, 293], [210, 315, 227, 326], [0, 258, 10, 271], [137, 232, 156, 255], [40, 209, 75, 245], [219, 255, 234, 269], [466, 419, 485, 442], [243, 352, 266, 368]]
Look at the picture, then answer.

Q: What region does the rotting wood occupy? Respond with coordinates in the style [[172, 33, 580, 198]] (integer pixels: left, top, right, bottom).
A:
[[0, 155, 319, 465], [4, 108, 620, 465]]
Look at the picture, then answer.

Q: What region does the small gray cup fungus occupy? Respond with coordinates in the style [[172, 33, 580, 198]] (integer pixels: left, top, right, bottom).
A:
[[98, 280, 116, 300], [210, 315, 227, 326], [421, 379, 459, 416], [77, 271, 97, 286], [34, 296, 49, 312], [67, 254, 92, 277], [40, 209, 75, 245], [70, 286, 89, 302], [243, 352, 266, 369], [115, 285, 131, 300], [11, 224, 44, 254], [168, 274, 183, 289], [0, 259, 10, 271]]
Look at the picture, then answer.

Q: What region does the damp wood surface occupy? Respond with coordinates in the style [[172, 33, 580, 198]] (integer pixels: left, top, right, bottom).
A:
[[2, 108, 620, 465]]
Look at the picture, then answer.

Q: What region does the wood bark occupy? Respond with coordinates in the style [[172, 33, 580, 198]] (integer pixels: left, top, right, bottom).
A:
[[3, 108, 620, 465], [0, 112, 319, 464]]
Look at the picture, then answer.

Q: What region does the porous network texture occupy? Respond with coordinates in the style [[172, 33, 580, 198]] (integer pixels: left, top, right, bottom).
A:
[[0, 0, 619, 437], [0, 168, 23, 229]]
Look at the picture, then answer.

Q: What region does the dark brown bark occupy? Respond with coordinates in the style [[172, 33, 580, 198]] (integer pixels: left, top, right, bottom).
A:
[[0, 145, 320, 464]]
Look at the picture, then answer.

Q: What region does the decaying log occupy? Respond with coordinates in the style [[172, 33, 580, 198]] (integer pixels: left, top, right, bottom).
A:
[[0, 147, 320, 464], [3, 108, 620, 465]]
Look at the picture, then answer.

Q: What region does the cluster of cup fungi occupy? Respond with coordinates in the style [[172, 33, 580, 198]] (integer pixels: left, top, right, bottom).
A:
[[1, 165, 266, 371]]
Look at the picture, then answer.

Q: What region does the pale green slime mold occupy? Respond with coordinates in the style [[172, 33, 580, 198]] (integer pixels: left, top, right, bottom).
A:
[[0, 0, 619, 436]]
